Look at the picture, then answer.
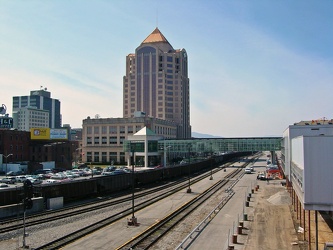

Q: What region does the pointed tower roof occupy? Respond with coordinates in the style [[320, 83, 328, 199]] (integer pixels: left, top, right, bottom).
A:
[[141, 28, 173, 48]]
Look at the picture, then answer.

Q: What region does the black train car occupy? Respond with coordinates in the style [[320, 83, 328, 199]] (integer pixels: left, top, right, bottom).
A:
[[0, 152, 253, 206]]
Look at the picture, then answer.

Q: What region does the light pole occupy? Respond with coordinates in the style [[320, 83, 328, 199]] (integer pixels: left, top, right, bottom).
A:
[[209, 142, 213, 180], [4, 153, 13, 175], [187, 144, 192, 193], [129, 142, 137, 226]]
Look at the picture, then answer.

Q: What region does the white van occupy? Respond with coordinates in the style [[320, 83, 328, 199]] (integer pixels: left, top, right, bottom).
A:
[[16, 176, 27, 182], [244, 168, 252, 174]]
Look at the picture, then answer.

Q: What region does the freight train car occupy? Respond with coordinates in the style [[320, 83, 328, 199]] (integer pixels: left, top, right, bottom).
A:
[[0, 152, 252, 206]]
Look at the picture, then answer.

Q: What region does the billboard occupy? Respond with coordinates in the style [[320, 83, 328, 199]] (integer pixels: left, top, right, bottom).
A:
[[50, 129, 68, 139], [30, 128, 68, 140], [0, 117, 13, 129]]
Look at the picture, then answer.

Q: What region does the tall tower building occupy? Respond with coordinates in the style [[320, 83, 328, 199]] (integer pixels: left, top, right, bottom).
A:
[[12, 88, 61, 129], [123, 28, 191, 138]]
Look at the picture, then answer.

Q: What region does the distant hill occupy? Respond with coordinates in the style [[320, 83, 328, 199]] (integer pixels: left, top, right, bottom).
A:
[[192, 132, 223, 138]]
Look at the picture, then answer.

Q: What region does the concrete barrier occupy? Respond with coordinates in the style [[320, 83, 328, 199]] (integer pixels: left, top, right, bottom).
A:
[[47, 197, 64, 210], [0, 197, 44, 218]]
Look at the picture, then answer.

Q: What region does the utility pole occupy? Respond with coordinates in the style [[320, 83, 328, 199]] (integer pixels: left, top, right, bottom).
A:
[[187, 143, 192, 193]]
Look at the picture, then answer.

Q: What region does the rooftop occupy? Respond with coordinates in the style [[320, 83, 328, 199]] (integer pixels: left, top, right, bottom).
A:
[[141, 27, 172, 48]]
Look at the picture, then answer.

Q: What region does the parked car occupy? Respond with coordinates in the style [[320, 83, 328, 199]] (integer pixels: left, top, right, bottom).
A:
[[45, 179, 61, 184], [16, 176, 27, 183], [32, 179, 43, 185], [91, 168, 102, 175], [26, 177, 43, 185], [244, 168, 252, 174], [257, 173, 266, 180], [0, 177, 16, 184], [110, 169, 129, 175], [0, 183, 9, 188], [6, 171, 16, 176], [102, 166, 117, 175], [71, 169, 85, 176]]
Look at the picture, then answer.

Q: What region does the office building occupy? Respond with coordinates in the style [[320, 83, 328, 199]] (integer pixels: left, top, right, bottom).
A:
[[123, 28, 191, 138], [82, 116, 177, 164], [13, 88, 61, 129], [12, 106, 49, 131]]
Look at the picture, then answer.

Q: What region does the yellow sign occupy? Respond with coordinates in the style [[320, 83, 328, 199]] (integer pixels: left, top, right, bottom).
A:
[[30, 128, 50, 140]]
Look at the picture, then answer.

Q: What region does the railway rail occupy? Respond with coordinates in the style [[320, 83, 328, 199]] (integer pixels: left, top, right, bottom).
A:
[[34, 158, 255, 250], [1, 156, 257, 249], [1, 162, 241, 234], [115, 168, 243, 249]]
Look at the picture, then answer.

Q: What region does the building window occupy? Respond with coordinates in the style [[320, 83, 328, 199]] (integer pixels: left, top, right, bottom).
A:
[[87, 137, 92, 145], [94, 137, 100, 144], [94, 152, 99, 163], [120, 136, 125, 144], [109, 152, 117, 164], [102, 126, 107, 134], [120, 126, 125, 134], [102, 152, 107, 163], [109, 126, 117, 134], [86, 152, 92, 162], [102, 136, 107, 144], [94, 127, 99, 134], [109, 136, 117, 144], [87, 127, 92, 134]]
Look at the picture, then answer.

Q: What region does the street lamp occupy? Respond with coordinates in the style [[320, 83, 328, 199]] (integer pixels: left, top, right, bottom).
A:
[[209, 142, 213, 180], [3, 153, 13, 175], [187, 144, 192, 193], [128, 142, 138, 226]]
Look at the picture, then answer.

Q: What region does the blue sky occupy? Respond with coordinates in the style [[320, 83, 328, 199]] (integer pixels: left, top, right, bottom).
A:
[[1, 1, 332, 137]]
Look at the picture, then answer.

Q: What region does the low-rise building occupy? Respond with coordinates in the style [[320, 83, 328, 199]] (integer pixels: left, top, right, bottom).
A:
[[81, 116, 177, 164]]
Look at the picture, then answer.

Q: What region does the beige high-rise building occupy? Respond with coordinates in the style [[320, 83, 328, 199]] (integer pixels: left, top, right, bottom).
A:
[[123, 28, 191, 139]]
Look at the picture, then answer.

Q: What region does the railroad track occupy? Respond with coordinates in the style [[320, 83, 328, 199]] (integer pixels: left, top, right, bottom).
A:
[[0, 176, 204, 234], [1, 157, 256, 249], [115, 168, 243, 250], [1, 160, 244, 235], [32, 163, 249, 250]]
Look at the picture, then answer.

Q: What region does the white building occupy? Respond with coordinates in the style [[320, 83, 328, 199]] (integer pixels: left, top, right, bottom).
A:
[[12, 106, 49, 131], [281, 119, 333, 181], [282, 119, 333, 214], [291, 135, 333, 211]]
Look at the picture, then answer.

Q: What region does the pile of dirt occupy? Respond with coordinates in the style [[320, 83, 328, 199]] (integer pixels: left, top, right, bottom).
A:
[[267, 190, 291, 205]]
